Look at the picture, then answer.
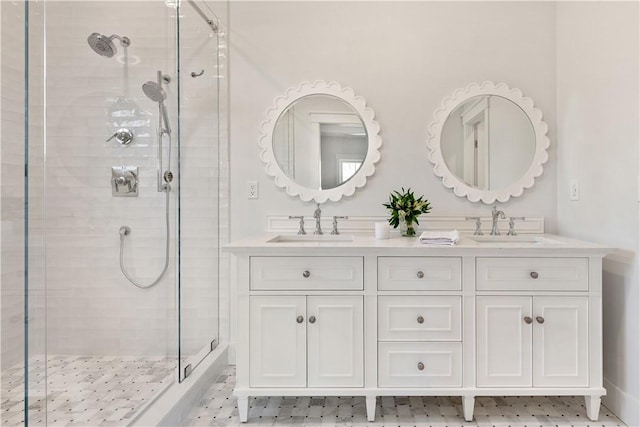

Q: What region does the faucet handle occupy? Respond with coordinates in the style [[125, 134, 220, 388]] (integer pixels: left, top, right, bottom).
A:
[[465, 217, 483, 236], [507, 217, 525, 236], [289, 215, 306, 235], [331, 216, 349, 235]]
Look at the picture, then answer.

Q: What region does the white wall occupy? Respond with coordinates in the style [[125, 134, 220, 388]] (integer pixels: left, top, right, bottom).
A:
[[556, 2, 639, 425], [229, 1, 558, 241]]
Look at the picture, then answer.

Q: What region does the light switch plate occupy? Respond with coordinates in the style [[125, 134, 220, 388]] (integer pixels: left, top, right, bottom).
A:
[[570, 179, 580, 201], [247, 181, 258, 199]]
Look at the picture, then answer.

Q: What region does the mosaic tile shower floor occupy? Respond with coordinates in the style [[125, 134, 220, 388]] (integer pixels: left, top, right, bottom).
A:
[[1, 355, 175, 426], [183, 367, 626, 427]]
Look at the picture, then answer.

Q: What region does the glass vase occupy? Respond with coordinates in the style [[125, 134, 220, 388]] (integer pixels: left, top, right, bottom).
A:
[[402, 218, 416, 237]]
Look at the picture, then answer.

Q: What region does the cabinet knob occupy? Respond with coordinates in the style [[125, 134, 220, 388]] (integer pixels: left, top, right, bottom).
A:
[[536, 316, 545, 324], [416, 271, 425, 279], [524, 316, 533, 324], [417, 362, 425, 371], [296, 316, 304, 324], [417, 316, 424, 324], [302, 270, 311, 278], [530, 271, 539, 279], [309, 315, 316, 324]]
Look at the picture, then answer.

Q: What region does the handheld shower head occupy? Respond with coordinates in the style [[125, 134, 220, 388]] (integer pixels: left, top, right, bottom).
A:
[[87, 33, 131, 58], [142, 81, 171, 133], [142, 81, 166, 103]]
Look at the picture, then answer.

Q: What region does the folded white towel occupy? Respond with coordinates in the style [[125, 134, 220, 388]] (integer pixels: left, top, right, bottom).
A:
[[419, 230, 460, 246]]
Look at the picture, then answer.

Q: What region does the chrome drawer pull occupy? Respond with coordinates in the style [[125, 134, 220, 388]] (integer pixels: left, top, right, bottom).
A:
[[524, 316, 532, 324], [302, 270, 311, 278], [417, 316, 424, 324], [417, 362, 425, 371], [416, 271, 425, 279], [309, 316, 316, 324], [530, 271, 539, 279], [296, 316, 304, 324], [536, 316, 545, 324]]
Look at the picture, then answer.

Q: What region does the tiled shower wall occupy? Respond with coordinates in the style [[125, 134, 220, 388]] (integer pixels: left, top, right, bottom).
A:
[[43, 1, 178, 357], [41, 1, 225, 359], [0, 0, 46, 373], [1, 0, 27, 370]]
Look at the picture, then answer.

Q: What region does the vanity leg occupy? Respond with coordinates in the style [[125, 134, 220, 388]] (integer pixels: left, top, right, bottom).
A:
[[462, 396, 475, 422], [237, 396, 249, 423], [366, 396, 377, 421], [585, 395, 601, 421]]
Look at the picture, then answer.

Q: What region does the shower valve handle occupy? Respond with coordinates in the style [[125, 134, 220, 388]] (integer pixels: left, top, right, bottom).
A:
[[107, 128, 134, 145]]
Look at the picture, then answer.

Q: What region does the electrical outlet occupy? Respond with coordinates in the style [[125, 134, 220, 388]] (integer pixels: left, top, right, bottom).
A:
[[570, 179, 580, 201], [247, 181, 258, 199]]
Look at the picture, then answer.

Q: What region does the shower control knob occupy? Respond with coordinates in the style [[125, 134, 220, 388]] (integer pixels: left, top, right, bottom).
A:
[[106, 128, 134, 145]]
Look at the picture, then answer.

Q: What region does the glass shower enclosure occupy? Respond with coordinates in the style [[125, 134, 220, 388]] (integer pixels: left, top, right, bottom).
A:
[[0, 1, 227, 425]]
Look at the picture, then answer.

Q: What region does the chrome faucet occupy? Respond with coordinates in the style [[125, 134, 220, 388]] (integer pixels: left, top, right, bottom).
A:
[[490, 205, 506, 236], [313, 203, 323, 235], [331, 216, 348, 235], [507, 216, 525, 236], [289, 215, 306, 235], [465, 216, 483, 235]]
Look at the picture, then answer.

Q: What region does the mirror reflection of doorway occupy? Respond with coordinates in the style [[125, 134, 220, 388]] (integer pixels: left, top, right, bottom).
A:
[[316, 119, 367, 189], [461, 96, 490, 190]]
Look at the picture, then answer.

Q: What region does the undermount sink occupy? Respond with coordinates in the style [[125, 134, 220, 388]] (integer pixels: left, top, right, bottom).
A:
[[267, 234, 355, 243], [468, 235, 561, 245]]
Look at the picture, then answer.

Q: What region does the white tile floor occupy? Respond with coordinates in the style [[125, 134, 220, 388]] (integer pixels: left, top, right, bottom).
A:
[[183, 367, 626, 427], [1, 356, 175, 426]]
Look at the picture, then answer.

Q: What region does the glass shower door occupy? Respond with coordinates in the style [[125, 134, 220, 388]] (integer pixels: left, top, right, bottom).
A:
[[177, 0, 223, 381], [26, 2, 181, 425]]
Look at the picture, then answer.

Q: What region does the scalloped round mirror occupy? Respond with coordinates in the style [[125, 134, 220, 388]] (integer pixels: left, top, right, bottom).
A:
[[259, 81, 381, 203], [427, 82, 549, 204]]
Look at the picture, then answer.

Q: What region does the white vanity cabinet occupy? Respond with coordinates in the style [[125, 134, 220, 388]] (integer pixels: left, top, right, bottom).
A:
[[227, 235, 609, 423], [477, 296, 589, 388], [249, 295, 364, 388]]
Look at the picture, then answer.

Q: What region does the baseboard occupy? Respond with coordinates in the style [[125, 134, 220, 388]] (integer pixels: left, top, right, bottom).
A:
[[130, 344, 229, 427], [603, 376, 640, 426]]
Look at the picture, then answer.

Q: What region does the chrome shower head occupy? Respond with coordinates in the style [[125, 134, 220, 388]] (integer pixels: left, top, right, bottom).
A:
[[142, 80, 171, 133], [87, 32, 131, 58], [142, 81, 167, 103]]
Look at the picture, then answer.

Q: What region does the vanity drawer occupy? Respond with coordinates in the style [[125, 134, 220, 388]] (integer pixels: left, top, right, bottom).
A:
[[378, 257, 461, 290], [378, 342, 462, 388], [378, 296, 461, 341], [250, 256, 363, 291], [476, 257, 588, 291]]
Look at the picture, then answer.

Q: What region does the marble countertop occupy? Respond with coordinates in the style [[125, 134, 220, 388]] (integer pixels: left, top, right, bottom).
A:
[[224, 233, 612, 256]]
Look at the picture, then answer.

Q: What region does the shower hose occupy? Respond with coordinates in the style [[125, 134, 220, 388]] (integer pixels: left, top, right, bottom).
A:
[[119, 184, 170, 289]]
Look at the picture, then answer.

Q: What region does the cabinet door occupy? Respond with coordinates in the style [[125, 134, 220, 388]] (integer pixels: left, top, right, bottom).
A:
[[250, 296, 306, 387], [477, 296, 532, 387], [307, 296, 364, 387], [533, 296, 589, 387]]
